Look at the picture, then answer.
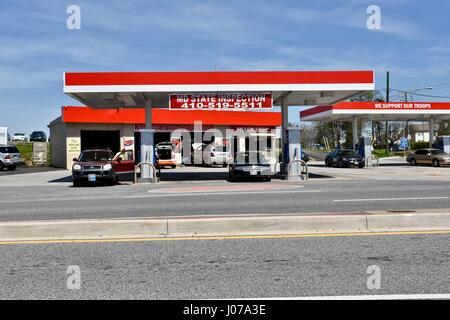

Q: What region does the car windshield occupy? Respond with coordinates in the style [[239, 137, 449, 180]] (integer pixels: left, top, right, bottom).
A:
[[79, 151, 112, 162], [213, 146, 228, 152], [234, 152, 268, 165], [430, 149, 448, 155], [0, 147, 19, 153], [157, 143, 173, 149], [341, 150, 359, 157]]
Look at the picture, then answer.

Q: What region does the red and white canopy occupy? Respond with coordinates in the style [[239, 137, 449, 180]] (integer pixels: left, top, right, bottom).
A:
[[64, 71, 374, 109], [301, 102, 450, 121]]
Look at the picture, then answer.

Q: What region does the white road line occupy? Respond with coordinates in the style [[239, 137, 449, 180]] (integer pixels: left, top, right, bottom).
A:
[[125, 190, 321, 199], [334, 196, 449, 203], [245, 293, 450, 300]]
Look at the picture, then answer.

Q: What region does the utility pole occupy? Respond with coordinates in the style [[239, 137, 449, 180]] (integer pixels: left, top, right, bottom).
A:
[[385, 71, 390, 156]]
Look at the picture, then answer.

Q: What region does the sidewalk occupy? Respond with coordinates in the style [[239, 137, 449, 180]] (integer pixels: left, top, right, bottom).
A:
[[1, 209, 449, 242]]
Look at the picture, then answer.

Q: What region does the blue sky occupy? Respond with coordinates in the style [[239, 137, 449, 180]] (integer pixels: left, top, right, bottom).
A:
[[1, 0, 450, 135]]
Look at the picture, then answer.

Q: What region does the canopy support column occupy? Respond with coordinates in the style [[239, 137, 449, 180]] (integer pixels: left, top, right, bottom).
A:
[[352, 117, 358, 150], [139, 97, 156, 182], [429, 117, 434, 148], [281, 95, 289, 175]]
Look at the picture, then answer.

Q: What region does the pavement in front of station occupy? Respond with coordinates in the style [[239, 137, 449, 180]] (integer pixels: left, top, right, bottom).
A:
[[1, 164, 450, 222], [0, 159, 449, 187]]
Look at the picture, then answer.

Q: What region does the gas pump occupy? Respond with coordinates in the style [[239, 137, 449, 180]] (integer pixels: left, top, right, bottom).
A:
[[358, 136, 372, 165], [436, 136, 450, 154], [287, 127, 303, 180]]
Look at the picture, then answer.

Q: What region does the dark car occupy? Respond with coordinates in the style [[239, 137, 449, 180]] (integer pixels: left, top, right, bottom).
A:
[[228, 151, 272, 182], [71, 148, 134, 187], [30, 131, 47, 142], [325, 149, 365, 168], [302, 151, 310, 163]]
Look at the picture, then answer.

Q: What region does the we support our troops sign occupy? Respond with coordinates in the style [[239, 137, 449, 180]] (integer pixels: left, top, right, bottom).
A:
[[170, 93, 273, 110]]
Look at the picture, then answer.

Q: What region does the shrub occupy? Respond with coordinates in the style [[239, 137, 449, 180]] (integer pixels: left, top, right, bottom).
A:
[[410, 141, 429, 150]]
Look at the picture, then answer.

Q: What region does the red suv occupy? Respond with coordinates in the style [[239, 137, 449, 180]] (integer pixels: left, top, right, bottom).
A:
[[71, 148, 134, 187]]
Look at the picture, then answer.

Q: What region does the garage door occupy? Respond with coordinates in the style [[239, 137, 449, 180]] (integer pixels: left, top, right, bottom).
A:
[[80, 130, 120, 154]]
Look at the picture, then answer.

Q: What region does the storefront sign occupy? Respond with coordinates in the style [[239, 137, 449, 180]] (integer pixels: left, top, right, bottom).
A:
[[135, 124, 215, 132], [67, 138, 80, 153], [374, 103, 432, 109], [123, 139, 134, 147], [170, 93, 272, 110]]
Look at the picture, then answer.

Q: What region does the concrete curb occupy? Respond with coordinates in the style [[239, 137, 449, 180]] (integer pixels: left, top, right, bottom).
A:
[[0, 211, 450, 242]]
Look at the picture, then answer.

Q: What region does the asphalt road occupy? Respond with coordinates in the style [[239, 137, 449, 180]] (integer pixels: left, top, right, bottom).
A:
[[0, 179, 449, 221], [0, 166, 59, 176], [0, 232, 448, 299]]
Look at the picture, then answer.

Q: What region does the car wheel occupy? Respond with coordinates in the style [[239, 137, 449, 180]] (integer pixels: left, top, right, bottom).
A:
[[433, 159, 440, 167], [358, 163, 365, 169], [264, 177, 272, 182], [0, 162, 4, 171], [228, 172, 234, 182], [411, 158, 417, 166], [73, 180, 81, 187], [115, 176, 119, 184], [171, 165, 176, 169], [7, 165, 16, 171], [337, 160, 344, 168]]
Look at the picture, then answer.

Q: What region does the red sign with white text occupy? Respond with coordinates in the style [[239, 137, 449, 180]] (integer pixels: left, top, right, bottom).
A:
[[170, 93, 272, 110]]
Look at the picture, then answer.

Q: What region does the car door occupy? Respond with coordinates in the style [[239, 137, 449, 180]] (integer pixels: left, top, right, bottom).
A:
[[413, 150, 422, 164], [114, 150, 135, 173], [423, 150, 433, 165], [193, 144, 206, 164], [415, 150, 425, 165], [416, 150, 430, 165], [329, 151, 339, 166]]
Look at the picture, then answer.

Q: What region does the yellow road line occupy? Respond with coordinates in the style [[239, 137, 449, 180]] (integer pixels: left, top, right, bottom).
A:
[[1, 230, 450, 246]]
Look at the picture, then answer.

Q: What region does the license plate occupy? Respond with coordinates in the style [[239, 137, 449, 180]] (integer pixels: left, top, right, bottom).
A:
[[88, 174, 96, 182], [250, 170, 258, 175]]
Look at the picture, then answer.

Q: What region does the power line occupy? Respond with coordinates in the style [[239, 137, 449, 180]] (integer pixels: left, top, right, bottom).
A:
[[390, 88, 450, 99], [430, 80, 450, 88]]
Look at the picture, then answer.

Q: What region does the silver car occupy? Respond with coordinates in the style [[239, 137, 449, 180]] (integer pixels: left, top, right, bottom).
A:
[[0, 145, 23, 171], [228, 151, 272, 181], [407, 149, 450, 167], [191, 144, 232, 166]]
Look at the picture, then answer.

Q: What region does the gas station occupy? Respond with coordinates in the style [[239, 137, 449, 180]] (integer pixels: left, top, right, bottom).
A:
[[300, 101, 450, 163], [61, 70, 375, 182]]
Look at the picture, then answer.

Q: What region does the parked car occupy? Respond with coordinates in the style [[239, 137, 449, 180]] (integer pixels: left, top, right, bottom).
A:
[[228, 151, 272, 181], [302, 151, 310, 163], [11, 133, 28, 142], [407, 149, 450, 167], [204, 145, 232, 166], [29, 131, 47, 142], [191, 143, 231, 166], [0, 145, 23, 171], [191, 143, 207, 165], [312, 144, 325, 150], [71, 148, 134, 187], [325, 149, 365, 168], [155, 142, 177, 169], [390, 144, 406, 152]]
